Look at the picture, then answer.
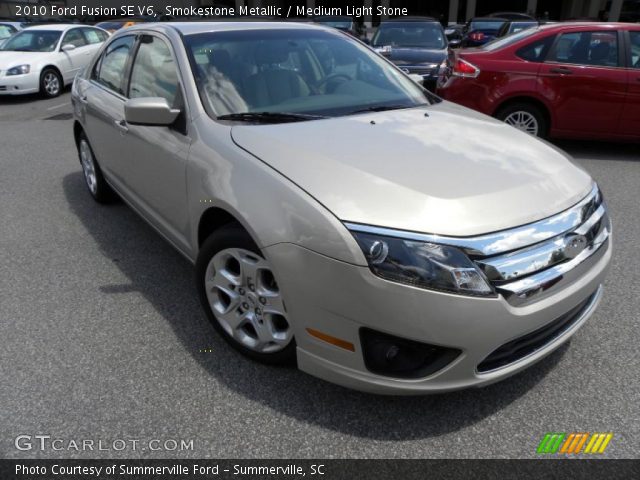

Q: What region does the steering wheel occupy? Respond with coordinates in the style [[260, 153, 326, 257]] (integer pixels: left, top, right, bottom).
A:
[[316, 73, 352, 92]]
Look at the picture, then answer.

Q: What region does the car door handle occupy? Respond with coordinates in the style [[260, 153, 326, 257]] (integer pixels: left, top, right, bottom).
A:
[[549, 67, 573, 75], [78, 95, 88, 105], [114, 119, 129, 134]]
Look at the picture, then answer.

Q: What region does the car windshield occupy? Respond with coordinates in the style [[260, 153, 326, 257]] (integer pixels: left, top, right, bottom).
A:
[[482, 27, 539, 51], [1, 30, 61, 51], [0, 25, 16, 40], [469, 20, 506, 31], [184, 28, 436, 119], [372, 23, 446, 48]]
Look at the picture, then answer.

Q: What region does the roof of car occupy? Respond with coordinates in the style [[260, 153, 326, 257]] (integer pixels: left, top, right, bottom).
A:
[[139, 21, 332, 36], [17, 23, 83, 31]]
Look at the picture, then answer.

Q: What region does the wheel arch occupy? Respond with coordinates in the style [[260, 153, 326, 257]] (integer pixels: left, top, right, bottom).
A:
[[197, 206, 252, 250], [40, 64, 63, 81], [492, 95, 552, 131]]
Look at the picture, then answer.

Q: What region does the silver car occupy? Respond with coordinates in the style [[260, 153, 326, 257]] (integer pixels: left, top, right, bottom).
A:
[[71, 22, 611, 394]]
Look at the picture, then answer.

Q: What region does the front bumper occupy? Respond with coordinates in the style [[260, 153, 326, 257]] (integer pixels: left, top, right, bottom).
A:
[[265, 239, 610, 395], [0, 72, 39, 95]]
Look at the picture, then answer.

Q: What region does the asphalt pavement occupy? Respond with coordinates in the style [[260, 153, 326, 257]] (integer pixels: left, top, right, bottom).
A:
[[0, 90, 638, 459]]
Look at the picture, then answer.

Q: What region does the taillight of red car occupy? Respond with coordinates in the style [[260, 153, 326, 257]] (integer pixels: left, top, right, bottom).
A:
[[452, 58, 481, 78], [469, 32, 486, 42]]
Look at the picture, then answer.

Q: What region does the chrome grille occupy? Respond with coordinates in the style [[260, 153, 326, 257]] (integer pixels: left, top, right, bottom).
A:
[[473, 184, 610, 305]]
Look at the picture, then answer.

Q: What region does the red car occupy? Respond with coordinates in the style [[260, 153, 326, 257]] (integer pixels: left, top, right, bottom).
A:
[[437, 23, 640, 141]]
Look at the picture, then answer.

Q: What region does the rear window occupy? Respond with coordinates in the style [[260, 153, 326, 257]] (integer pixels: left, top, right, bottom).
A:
[[516, 35, 555, 62], [548, 31, 619, 67]]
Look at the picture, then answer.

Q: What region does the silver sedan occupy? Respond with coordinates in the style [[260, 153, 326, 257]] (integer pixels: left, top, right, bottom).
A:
[[71, 22, 611, 394]]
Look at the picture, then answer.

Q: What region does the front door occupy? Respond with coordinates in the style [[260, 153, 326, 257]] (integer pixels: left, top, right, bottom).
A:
[[619, 30, 640, 138]]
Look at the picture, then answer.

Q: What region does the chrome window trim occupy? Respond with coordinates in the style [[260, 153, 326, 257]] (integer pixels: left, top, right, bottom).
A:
[[344, 183, 599, 257]]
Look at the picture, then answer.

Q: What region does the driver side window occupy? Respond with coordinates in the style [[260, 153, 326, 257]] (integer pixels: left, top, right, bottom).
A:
[[630, 31, 640, 69], [93, 35, 135, 95]]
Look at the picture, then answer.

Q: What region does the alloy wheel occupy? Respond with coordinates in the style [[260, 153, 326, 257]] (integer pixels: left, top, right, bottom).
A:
[[503, 111, 539, 136], [43, 72, 60, 96], [79, 139, 97, 195], [204, 248, 291, 353]]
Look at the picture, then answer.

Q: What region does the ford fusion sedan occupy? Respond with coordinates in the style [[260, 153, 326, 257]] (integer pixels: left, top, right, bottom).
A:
[[372, 17, 448, 90], [438, 23, 640, 141], [71, 22, 611, 394], [0, 24, 108, 97]]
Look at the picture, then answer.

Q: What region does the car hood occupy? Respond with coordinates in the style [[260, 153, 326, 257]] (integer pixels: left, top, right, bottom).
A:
[[0, 51, 47, 68], [381, 48, 447, 65], [230, 102, 593, 237]]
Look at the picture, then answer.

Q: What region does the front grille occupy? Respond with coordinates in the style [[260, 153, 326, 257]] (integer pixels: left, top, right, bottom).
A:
[[477, 290, 597, 373]]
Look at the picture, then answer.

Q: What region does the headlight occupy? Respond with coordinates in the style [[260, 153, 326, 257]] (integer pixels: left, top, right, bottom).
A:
[[350, 230, 494, 296], [7, 65, 30, 76]]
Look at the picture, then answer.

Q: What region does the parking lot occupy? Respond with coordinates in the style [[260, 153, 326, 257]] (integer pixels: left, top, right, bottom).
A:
[[0, 89, 638, 459]]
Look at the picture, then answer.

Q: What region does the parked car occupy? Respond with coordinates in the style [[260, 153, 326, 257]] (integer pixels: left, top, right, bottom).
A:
[[0, 24, 108, 97], [461, 17, 508, 47], [496, 20, 539, 38], [314, 16, 366, 40], [444, 23, 464, 48], [71, 21, 610, 394], [438, 23, 640, 141], [371, 17, 448, 90]]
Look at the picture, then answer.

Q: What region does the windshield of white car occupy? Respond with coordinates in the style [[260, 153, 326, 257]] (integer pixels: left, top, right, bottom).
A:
[[1, 30, 61, 52], [372, 23, 446, 49], [184, 28, 438, 120]]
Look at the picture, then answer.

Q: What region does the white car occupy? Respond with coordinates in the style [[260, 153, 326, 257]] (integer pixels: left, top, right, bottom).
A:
[[0, 24, 108, 97]]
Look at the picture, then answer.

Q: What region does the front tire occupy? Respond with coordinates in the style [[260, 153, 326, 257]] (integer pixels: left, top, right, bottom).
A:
[[496, 102, 549, 139], [196, 224, 296, 365], [40, 68, 62, 98], [77, 132, 116, 203]]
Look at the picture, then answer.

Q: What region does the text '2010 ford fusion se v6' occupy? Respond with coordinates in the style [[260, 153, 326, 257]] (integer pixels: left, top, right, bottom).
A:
[[71, 21, 611, 395]]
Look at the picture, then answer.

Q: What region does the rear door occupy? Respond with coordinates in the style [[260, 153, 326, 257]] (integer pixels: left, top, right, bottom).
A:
[[83, 34, 137, 185], [619, 30, 640, 137], [538, 29, 627, 137]]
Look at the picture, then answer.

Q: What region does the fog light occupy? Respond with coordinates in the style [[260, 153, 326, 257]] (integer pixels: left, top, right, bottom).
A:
[[360, 328, 460, 379]]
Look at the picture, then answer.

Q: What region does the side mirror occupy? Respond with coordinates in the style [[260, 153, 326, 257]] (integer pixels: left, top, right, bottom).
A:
[[408, 74, 424, 85], [125, 97, 180, 126], [61, 43, 76, 52]]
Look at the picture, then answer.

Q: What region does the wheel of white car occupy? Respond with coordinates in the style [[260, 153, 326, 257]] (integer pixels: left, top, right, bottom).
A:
[[77, 132, 116, 203], [496, 102, 549, 139], [196, 223, 296, 365], [40, 68, 62, 98]]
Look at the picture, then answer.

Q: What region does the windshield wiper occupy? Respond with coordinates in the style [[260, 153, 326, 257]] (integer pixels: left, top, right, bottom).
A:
[[217, 112, 327, 123], [346, 104, 417, 115]]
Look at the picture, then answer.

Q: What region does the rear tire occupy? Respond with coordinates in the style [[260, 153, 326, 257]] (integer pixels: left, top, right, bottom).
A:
[[496, 102, 549, 139], [77, 132, 116, 203], [196, 224, 296, 365], [40, 68, 62, 98]]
